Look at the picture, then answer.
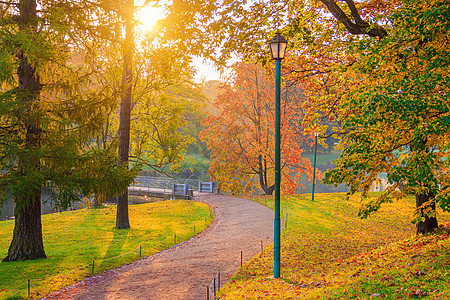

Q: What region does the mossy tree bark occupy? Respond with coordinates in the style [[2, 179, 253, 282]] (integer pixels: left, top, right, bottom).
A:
[[3, 0, 46, 262]]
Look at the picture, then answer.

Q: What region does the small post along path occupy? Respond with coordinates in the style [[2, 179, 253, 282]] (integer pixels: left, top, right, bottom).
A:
[[44, 193, 275, 299]]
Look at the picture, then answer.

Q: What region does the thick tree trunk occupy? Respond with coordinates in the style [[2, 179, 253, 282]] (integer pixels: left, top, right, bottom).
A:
[[116, 0, 134, 229], [416, 192, 438, 234], [413, 138, 438, 235], [3, 192, 46, 262], [3, 0, 46, 261]]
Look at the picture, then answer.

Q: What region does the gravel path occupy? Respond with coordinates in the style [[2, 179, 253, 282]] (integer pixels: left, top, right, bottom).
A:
[[44, 194, 275, 300]]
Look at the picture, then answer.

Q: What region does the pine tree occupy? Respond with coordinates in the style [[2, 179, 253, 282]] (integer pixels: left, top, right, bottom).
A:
[[0, 0, 134, 261]]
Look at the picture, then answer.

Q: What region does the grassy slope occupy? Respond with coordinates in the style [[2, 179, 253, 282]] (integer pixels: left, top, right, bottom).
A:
[[219, 193, 450, 299], [0, 200, 212, 299]]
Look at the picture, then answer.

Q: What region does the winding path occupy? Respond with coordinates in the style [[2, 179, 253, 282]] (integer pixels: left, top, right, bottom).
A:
[[45, 194, 274, 299]]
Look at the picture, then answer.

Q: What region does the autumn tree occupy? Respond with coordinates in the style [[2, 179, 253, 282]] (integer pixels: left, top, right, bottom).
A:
[[322, 0, 450, 234], [200, 0, 449, 234], [115, 0, 134, 229], [112, 0, 224, 228], [201, 62, 314, 195], [0, 0, 135, 261], [280, 0, 449, 234], [128, 44, 207, 174]]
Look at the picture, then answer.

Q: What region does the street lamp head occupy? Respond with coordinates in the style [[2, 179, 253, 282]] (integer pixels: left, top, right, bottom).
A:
[[268, 30, 288, 61]]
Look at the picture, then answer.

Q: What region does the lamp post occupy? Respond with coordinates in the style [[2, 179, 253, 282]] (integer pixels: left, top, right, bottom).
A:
[[268, 30, 287, 279], [312, 133, 319, 202]]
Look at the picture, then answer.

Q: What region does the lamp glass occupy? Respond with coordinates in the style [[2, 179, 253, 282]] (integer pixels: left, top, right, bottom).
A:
[[268, 32, 288, 60]]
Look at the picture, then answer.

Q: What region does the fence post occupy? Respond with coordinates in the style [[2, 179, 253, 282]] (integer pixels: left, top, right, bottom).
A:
[[286, 213, 288, 230], [92, 260, 95, 275], [28, 279, 30, 298], [218, 271, 221, 291], [207, 286, 209, 299], [240, 251, 243, 267]]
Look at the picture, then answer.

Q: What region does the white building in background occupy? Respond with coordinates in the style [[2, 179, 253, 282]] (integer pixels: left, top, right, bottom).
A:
[[369, 176, 402, 192], [370, 178, 389, 192]]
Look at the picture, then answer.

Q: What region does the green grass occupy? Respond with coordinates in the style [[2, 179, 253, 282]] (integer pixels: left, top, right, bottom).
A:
[[219, 193, 450, 299], [0, 199, 213, 299]]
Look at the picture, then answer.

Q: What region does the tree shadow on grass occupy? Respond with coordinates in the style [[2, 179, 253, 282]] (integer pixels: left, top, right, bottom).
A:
[[99, 227, 131, 271]]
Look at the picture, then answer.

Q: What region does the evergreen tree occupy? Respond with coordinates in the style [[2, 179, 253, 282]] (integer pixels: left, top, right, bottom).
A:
[[0, 0, 135, 261]]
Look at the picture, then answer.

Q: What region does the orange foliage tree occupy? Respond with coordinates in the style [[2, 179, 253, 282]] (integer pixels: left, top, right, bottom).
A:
[[200, 62, 315, 195]]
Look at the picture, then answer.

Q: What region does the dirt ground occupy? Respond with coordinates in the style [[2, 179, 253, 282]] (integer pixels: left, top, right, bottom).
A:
[[42, 193, 275, 300]]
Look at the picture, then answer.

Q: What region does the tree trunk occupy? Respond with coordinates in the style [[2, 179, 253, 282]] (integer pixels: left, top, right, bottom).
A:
[[416, 192, 438, 234], [3, 192, 46, 262], [413, 137, 438, 235], [3, 0, 46, 262], [258, 155, 275, 195], [265, 185, 275, 195], [92, 197, 100, 208], [116, 0, 134, 229]]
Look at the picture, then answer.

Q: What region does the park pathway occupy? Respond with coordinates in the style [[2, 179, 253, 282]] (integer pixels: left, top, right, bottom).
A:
[[45, 194, 275, 300]]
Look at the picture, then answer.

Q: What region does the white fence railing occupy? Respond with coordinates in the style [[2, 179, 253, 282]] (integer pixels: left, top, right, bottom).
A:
[[133, 176, 217, 194], [132, 176, 201, 191], [198, 181, 216, 193]]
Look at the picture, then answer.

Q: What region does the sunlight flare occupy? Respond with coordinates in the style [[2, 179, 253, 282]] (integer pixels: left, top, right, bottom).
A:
[[136, 3, 166, 32]]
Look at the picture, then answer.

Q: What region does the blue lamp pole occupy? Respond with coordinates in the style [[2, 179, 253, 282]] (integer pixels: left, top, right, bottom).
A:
[[268, 31, 287, 278]]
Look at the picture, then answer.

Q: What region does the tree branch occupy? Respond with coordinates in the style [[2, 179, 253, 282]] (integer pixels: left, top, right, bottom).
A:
[[320, 0, 388, 39], [343, 0, 366, 26]]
